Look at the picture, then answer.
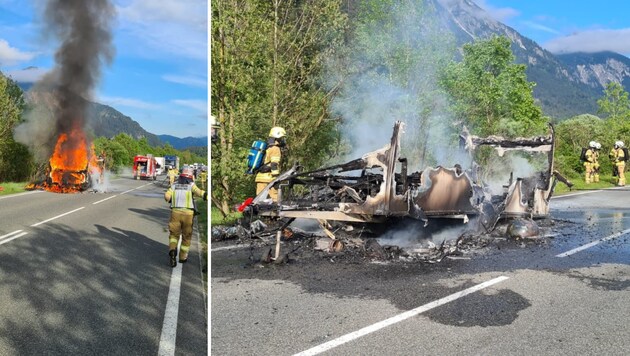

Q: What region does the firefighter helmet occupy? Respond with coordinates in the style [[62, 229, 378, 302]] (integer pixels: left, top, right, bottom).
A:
[[589, 141, 596, 148], [269, 127, 286, 139], [180, 167, 194, 179], [615, 140, 624, 148], [595, 142, 602, 150]]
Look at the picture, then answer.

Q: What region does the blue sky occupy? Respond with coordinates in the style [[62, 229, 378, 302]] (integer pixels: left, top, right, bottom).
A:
[[0, 0, 207, 138], [479, 0, 630, 56]]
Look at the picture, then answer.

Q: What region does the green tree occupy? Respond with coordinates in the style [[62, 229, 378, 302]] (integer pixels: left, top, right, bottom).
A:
[[554, 114, 606, 176], [211, 0, 347, 216], [0, 74, 33, 182], [597, 81, 630, 139], [93, 137, 130, 173], [597, 81, 630, 120], [440, 36, 547, 137]]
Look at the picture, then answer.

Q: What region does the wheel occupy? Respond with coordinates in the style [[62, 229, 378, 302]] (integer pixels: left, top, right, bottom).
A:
[[260, 248, 272, 263]]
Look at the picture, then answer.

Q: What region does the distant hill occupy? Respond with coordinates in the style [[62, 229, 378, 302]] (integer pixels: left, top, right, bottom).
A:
[[433, 0, 630, 119], [158, 135, 208, 149], [87, 102, 162, 146]]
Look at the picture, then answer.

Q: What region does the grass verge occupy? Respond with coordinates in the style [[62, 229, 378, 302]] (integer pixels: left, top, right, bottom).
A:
[[211, 206, 242, 226], [0, 182, 28, 196], [554, 174, 621, 194]]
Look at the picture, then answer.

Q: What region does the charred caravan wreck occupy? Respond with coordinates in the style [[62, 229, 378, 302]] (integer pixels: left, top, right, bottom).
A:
[[249, 121, 571, 232]]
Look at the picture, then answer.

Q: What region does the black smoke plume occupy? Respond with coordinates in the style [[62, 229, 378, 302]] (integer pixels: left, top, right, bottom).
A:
[[15, 0, 115, 161]]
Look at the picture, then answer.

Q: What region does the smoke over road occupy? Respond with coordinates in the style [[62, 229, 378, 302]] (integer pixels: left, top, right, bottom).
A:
[[15, 0, 115, 162]]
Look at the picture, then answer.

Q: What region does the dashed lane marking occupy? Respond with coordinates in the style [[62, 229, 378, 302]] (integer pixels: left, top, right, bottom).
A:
[[93, 195, 117, 205], [120, 183, 153, 195], [0, 230, 28, 245], [293, 276, 510, 356], [556, 228, 630, 257], [31, 207, 85, 227]]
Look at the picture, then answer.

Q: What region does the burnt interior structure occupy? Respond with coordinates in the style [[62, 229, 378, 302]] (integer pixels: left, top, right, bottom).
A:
[[248, 121, 571, 233]]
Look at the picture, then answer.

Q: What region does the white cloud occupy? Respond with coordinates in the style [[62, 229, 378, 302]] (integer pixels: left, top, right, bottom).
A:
[[116, 0, 206, 32], [0, 39, 36, 66], [162, 74, 206, 88], [521, 21, 561, 35], [99, 95, 162, 110], [5, 66, 48, 82], [476, 0, 520, 22], [115, 0, 207, 60], [544, 29, 630, 54], [172, 99, 207, 114]]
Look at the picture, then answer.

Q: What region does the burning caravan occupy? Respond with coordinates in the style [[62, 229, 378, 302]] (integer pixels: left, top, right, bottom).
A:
[[245, 121, 571, 232]]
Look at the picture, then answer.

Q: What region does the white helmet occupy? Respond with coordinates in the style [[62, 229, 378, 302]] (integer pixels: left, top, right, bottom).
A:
[[589, 141, 596, 148], [615, 140, 624, 148], [595, 142, 602, 150], [269, 126, 286, 139]]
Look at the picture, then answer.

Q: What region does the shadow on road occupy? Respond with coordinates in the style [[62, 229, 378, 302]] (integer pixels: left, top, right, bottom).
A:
[[0, 222, 207, 355]]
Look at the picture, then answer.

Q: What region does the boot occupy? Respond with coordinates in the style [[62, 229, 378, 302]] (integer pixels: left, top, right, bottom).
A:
[[169, 249, 177, 268]]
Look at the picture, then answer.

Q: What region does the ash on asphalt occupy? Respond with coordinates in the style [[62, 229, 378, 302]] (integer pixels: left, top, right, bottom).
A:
[[210, 216, 582, 311]]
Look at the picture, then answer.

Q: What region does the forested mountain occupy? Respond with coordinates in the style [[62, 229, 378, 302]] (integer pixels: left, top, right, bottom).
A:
[[157, 135, 208, 149], [87, 102, 162, 146], [18, 85, 163, 146], [433, 0, 629, 119]]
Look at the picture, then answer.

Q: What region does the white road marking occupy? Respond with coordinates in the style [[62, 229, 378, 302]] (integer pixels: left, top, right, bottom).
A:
[[92, 195, 117, 205], [551, 190, 602, 199], [0, 190, 43, 200], [556, 228, 630, 257], [210, 245, 249, 252], [120, 183, 152, 195], [31, 207, 85, 227], [294, 276, 510, 356], [0, 231, 28, 245], [158, 240, 183, 356], [0, 230, 23, 240]]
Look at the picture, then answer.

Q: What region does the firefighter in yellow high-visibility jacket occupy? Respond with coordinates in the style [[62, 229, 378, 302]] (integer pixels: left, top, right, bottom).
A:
[[583, 141, 596, 184], [164, 167, 207, 267], [610, 140, 626, 186], [255, 127, 286, 202], [167, 167, 178, 185]]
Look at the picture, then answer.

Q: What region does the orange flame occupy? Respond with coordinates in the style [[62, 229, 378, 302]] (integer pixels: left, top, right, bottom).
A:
[[32, 125, 100, 193]]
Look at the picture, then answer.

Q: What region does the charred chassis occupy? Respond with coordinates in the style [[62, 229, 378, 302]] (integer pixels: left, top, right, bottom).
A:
[[248, 121, 570, 233]]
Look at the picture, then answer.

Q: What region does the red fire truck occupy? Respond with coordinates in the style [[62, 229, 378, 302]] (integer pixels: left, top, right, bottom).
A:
[[133, 155, 158, 180]]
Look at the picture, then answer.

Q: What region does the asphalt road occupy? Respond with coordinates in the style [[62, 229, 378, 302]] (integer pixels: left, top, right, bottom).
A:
[[0, 175, 207, 355], [211, 187, 630, 355]]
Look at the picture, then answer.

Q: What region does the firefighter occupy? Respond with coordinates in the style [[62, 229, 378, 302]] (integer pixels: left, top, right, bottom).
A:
[[592, 142, 602, 183], [198, 166, 208, 191], [255, 127, 286, 202], [583, 141, 596, 184], [610, 140, 626, 186], [167, 166, 178, 185], [164, 167, 207, 267]]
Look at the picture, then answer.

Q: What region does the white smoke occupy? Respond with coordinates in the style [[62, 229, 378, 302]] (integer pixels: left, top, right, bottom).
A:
[[324, 1, 462, 171]]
